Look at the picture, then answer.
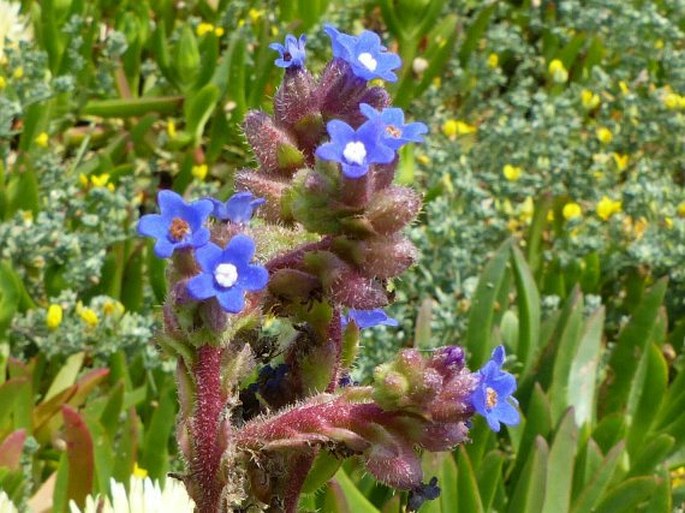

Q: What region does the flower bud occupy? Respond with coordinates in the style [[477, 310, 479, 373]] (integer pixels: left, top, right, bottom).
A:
[[365, 437, 423, 489], [243, 111, 305, 175], [274, 67, 319, 126], [235, 171, 292, 223], [267, 269, 320, 302], [418, 422, 469, 452], [353, 235, 418, 279], [366, 186, 422, 235], [318, 59, 367, 119]]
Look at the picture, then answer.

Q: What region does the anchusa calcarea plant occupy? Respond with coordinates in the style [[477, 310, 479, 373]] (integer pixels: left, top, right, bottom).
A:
[[138, 25, 519, 513]]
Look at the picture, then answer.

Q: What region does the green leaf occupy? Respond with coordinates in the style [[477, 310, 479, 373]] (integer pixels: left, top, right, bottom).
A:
[[644, 466, 671, 513], [465, 239, 512, 369], [603, 279, 667, 416], [81, 96, 183, 118], [44, 352, 85, 401], [476, 450, 504, 512], [414, 297, 433, 349], [593, 476, 657, 513], [567, 307, 604, 427], [541, 409, 578, 513], [627, 434, 674, 478], [570, 441, 625, 513], [301, 452, 343, 494], [184, 84, 220, 146], [459, 3, 497, 67], [511, 245, 541, 373], [139, 383, 176, 481], [507, 436, 549, 513], [456, 447, 484, 513], [328, 468, 381, 513], [120, 247, 145, 312]]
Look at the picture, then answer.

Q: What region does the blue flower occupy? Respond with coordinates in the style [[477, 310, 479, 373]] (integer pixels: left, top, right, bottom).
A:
[[137, 190, 213, 258], [323, 25, 401, 82], [470, 346, 520, 432], [269, 34, 307, 69], [186, 235, 269, 313], [209, 191, 265, 224], [315, 119, 396, 179], [342, 308, 399, 330], [359, 103, 428, 150]]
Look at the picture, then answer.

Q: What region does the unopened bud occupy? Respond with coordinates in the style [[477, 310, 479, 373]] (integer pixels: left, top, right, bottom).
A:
[[274, 67, 319, 126], [366, 186, 422, 235], [235, 170, 292, 222], [243, 111, 304, 175], [354, 235, 418, 279]]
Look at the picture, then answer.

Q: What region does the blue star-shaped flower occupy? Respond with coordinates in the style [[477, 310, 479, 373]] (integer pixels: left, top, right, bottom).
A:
[[209, 191, 265, 224], [359, 103, 428, 150], [137, 190, 213, 258], [315, 119, 396, 179], [186, 235, 269, 313], [470, 346, 520, 432], [269, 34, 307, 69], [323, 25, 401, 82], [341, 308, 399, 330]]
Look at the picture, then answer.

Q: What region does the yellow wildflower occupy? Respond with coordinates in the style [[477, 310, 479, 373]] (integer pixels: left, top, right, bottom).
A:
[[12, 66, 23, 79], [665, 217, 673, 229], [103, 300, 124, 317], [167, 119, 177, 139], [192, 164, 208, 180], [548, 59, 568, 83], [416, 154, 430, 165], [596, 127, 613, 144], [581, 89, 600, 110], [502, 164, 522, 182], [507, 218, 521, 233], [671, 466, 685, 488], [619, 81, 629, 94], [196, 22, 215, 37], [634, 217, 648, 238], [79, 174, 89, 187], [133, 463, 148, 479], [562, 202, 582, 220], [442, 119, 476, 139], [107, 183, 115, 192], [35, 132, 49, 148], [655, 39, 664, 50], [612, 153, 629, 172], [547, 210, 555, 222], [90, 173, 110, 188], [487, 53, 499, 69], [271, 26, 279, 37], [214, 27, 224, 37], [520, 197, 534, 223], [0, 76, 6, 89], [677, 201, 685, 218], [596, 196, 622, 221], [663, 92, 685, 110], [248, 8, 264, 23], [46, 304, 63, 330], [432, 76, 442, 88], [79, 307, 99, 327]]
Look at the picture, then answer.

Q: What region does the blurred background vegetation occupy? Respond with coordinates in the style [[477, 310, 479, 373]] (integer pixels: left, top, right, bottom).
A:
[[0, 0, 684, 511]]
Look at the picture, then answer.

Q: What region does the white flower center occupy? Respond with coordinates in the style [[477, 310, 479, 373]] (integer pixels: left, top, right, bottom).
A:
[[357, 52, 377, 71], [214, 263, 238, 288], [343, 141, 367, 165]]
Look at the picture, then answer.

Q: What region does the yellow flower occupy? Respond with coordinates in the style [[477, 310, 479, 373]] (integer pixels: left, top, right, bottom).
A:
[[507, 218, 521, 233], [46, 304, 63, 330], [103, 300, 124, 317], [665, 217, 673, 229], [192, 164, 208, 180], [271, 26, 279, 37], [562, 202, 582, 220], [677, 201, 685, 218], [248, 8, 264, 23], [167, 119, 177, 139], [655, 39, 664, 50], [79, 307, 99, 327], [35, 132, 49, 148], [548, 59, 568, 83], [596, 196, 622, 221], [502, 164, 522, 181], [663, 92, 685, 110], [214, 27, 224, 37], [619, 81, 629, 95], [91, 173, 110, 188], [0, 76, 6, 90], [79, 173, 89, 187], [547, 210, 555, 222], [442, 119, 476, 139], [596, 127, 613, 144], [487, 53, 499, 69], [133, 463, 148, 479], [416, 154, 430, 165], [12, 66, 23, 79], [581, 89, 600, 110], [520, 196, 534, 223], [671, 466, 685, 488], [196, 22, 215, 37], [612, 153, 629, 172]]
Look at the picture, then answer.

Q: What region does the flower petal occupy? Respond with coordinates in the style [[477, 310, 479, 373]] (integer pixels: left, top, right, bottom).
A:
[[137, 214, 166, 238], [225, 234, 256, 264], [186, 273, 216, 301], [238, 264, 269, 291], [217, 288, 245, 313], [195, 242, 223, 272]]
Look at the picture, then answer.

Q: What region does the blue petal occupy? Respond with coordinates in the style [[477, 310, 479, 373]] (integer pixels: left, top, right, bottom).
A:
[[356, 30, 382, 53], [188, 226, 211, 251], [186, 273, 217, 300], [209, 197, 229, 220], [495, 400, 521, 427], [341, 162, 369, 179], [185, 198, 214, 230], [315, 141, 342, 162], [269, 42, 286, 53], [225, 191, 265, 224], [137, 214, 167, 238], [157, 189, 186, 218], [225, 234, 256, 264], [346, 308, 398, 329], [153, 238, 175, 259], [380, 108, 405, 126], [238, 264, 269, 291], [195, 242, 223, 272], [491, 345, 506, 366], [326, 119, 356, 142], [486, 414, 501, 432], [217, 288, 245, 313], [359, 103, 380, 120]]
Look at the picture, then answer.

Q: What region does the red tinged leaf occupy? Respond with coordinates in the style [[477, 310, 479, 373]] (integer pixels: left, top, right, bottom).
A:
[[61, 405, 94, 508], [0, 429, 26, 469]]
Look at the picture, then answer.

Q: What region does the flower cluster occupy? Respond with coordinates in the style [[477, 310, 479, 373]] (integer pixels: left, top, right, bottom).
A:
[[137, 190, 268, 313]]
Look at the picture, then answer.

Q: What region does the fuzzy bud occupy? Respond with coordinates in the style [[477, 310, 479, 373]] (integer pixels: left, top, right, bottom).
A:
[[366, 186, 422, 235], [268, 269, 321, 303], [274, 67, 320, 126], [365, 436, 424, 489], [243, 111, 305, 175], [235, 171, 292, 223], [353, 235, 418, 279]]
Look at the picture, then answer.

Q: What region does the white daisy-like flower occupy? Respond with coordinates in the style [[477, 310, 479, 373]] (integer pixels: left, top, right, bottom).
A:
[[0, 0, 33, 62], [69, 476, 195, 513], [0, 490, 19, 513]]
